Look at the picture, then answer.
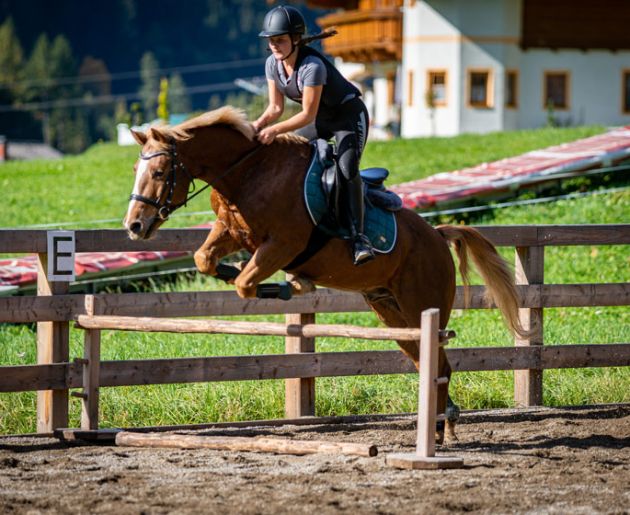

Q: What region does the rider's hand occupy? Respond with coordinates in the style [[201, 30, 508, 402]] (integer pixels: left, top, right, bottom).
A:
[[257, 126, 278, 145]]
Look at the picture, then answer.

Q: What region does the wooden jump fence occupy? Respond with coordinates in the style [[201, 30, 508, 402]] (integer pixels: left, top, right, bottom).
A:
[[0, 224, 629, 434]]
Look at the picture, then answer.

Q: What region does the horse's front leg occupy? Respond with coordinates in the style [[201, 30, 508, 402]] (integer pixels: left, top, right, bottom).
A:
[[193, 220, 242, 279], [234, 239, 301, 298]]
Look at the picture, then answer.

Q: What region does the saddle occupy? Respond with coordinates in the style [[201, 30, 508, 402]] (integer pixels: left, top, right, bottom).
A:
[[301, 140, 400, 256]]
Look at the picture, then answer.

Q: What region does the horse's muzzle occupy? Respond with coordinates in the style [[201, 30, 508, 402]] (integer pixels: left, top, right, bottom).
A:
[[127, 220, 144, 239]]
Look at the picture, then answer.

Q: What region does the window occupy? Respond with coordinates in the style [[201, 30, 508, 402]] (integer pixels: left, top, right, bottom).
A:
[[467, 69, 493, 108], [505, 70, 518, 108], [623, 70, 630, 114], [544, 71, 570, 110], [407, 70, 414, 107], [426, 70, 447, 107]]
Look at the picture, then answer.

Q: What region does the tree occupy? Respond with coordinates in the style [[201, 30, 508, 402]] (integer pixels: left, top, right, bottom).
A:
[[79, 56, 111, 97], [22, 33, 51, 102], [168, 72, 191, 114], [0, 17, 24, 88], [157, 76, 169, 122], [138, 51, 159, 121]]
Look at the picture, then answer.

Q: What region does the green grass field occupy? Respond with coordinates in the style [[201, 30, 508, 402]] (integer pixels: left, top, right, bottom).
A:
[[0, 124, 628, 434]]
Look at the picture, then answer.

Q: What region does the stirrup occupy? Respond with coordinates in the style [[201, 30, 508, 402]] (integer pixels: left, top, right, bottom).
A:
[[352, 235, 374, 266]]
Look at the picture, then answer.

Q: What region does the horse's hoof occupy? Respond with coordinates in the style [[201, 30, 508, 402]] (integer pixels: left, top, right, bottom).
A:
[[287, 273, 316, 295], [435, 430, 445, 445], [444, 421, 459, 444]]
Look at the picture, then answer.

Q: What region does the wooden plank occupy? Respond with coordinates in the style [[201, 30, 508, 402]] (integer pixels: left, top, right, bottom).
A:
[[539, 344, 630, 368], [539, 283, 630, 307], [447, 347, 540, 372], [115, 431, 378, 457], [0, 363, 70, 392], [514, 246, 545, 407], [90, 289, 369, 318], [93, 351, 416, 386], [36, 253, 69, 433], [2, 283, 628, 323], [473, 224, 630, 247], [1, 225, 628, 254], [0, 228, 209, 253], [1, 344, 629, 393], [534, 224, 630, 246], [0, 230, 49, 253], [76, 315, 426, 341], [285, 312, 316, 418]]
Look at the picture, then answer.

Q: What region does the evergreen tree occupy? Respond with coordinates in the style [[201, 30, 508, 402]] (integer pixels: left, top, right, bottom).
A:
[[168, 72, 191, 114], [0, 17, 38, 141], [22, 33, 51, 103], [138, 51, 159, 121], [0, 17, 24, 88]]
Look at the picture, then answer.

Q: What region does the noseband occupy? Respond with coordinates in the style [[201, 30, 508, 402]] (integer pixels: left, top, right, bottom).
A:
[[130, 144, 202, 220]]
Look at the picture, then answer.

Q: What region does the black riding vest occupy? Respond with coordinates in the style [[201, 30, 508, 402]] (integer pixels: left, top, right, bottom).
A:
[[272, 45, 361, 119]]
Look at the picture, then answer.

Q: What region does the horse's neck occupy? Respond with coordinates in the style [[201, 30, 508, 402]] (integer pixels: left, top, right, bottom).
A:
[[221, 143, 312, 228]]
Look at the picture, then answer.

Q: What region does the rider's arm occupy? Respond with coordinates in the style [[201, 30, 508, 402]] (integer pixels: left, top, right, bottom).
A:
[[267, 84, 322, 134], [252, 80, 284, 132]]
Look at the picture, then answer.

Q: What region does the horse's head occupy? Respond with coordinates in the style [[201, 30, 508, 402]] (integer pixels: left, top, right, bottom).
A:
[[124, 127, 193, 240]]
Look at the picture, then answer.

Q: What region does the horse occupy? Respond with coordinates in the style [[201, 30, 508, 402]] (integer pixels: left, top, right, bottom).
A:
[[124, 106, 528, 442]]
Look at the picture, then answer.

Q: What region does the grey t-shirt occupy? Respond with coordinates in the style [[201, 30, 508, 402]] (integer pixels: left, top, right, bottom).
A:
[[265, 54, 327, 99]]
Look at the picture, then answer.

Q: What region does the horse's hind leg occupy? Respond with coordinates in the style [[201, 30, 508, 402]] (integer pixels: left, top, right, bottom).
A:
[[365, 290, 449, 444], [389, 264, 458, 443]]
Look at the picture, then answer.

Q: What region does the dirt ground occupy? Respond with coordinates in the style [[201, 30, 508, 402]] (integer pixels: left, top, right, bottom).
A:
[[1, 404, 628, 515]]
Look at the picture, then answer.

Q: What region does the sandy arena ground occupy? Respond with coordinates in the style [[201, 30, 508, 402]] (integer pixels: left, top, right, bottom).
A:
[[1, 404, 628, 514]]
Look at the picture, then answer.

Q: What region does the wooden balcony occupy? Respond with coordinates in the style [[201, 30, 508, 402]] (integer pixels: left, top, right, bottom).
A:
[[306, 0, 358, 8], [310, 0, 403, 62]]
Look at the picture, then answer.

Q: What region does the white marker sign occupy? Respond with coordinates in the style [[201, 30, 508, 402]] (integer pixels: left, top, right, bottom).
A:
[[47, 231, 76, 281]]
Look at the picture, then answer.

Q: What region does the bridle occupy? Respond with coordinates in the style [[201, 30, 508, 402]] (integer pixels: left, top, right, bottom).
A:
[[130, 140, 264, 221]]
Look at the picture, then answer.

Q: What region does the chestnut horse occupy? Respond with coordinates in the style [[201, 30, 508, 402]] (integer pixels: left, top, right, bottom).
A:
[[124, 106, 527, 442]]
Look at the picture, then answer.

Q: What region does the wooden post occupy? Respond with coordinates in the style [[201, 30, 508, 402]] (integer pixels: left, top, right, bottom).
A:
[[416, 308, 440, 458], [36, 253, 69, 433], [386, 309, 463, 469], [514, 246, 544, 407], [285, 312, 316, 418], [80, 328, 101, 430]]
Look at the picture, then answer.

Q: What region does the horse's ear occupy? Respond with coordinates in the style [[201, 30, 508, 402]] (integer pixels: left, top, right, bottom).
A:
[[131, 129, 147, 146], [148, 127, 170, 144]]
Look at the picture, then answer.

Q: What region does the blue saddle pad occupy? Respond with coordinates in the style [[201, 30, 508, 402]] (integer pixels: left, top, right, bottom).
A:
[[303, 149, 397, 254]]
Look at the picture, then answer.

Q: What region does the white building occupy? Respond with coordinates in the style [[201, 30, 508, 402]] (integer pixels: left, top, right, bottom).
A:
[[401, 0, 630, 137]]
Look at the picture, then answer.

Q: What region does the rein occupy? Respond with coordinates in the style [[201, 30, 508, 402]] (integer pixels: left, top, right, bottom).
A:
[[130, 141, 264, 220]]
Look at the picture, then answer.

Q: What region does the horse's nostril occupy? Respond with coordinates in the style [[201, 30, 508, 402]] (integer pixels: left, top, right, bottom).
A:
[[129, 221, 143, 234]]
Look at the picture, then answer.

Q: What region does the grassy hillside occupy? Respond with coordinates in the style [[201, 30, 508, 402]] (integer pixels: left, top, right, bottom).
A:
[[0, 124, 606, 229]]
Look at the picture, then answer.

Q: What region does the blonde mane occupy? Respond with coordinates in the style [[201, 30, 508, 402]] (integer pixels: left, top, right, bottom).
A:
[[148, 105, 307, 148]]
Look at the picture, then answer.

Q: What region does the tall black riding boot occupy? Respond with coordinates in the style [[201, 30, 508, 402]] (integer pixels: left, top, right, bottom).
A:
[[346, 174, 375, 266]]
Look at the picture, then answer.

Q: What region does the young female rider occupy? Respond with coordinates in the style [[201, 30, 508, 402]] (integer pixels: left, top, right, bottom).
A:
[[253, 5, 374, 266]]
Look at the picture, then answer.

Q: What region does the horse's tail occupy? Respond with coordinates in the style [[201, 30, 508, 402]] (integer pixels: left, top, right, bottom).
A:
[[437, 224, 529, 339]]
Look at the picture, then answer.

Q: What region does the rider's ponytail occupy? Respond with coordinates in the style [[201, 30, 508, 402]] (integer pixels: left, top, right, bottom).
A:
[[299, 27, 338, 46]]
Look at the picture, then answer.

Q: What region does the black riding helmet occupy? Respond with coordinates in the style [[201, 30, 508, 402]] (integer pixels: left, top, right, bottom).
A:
[[259, 5, 306, 38]]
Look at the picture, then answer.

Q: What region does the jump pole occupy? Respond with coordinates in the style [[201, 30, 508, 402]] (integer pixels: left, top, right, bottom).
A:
[[386, 308, 464, 470]]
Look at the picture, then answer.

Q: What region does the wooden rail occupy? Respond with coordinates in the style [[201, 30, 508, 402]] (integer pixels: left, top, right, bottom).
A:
[[0, 224, 629, 433]]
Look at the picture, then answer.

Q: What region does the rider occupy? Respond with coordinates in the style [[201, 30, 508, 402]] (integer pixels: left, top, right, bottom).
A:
[[253, 5, 374, 266]]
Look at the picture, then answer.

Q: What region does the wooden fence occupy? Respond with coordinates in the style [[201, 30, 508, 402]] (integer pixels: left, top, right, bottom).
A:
[[1, 224, 629, 434]]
